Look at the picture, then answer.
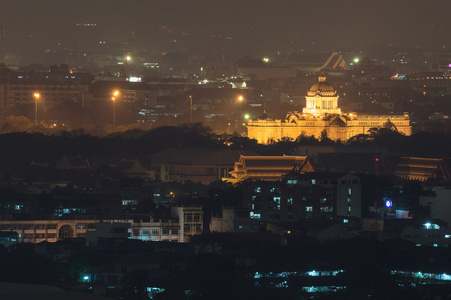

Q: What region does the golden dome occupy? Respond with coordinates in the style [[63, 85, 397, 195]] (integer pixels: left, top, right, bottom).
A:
[[307, 75, 336, 97]]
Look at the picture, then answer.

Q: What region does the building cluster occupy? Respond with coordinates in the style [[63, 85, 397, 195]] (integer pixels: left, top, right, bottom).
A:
[[1, 45, 451, 137], [1, 139, 451, 250]]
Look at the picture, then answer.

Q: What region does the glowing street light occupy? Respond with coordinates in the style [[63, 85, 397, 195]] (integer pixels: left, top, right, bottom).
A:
[[112, 90, 119, 129], [189, 95, 193, 123], [124, 55, 131, 78], [33, 93, 40, 124], [237, 95, 245, 124]]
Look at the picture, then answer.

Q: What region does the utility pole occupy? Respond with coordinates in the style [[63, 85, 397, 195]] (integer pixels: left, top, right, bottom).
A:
[[189, 95, 193, 123]]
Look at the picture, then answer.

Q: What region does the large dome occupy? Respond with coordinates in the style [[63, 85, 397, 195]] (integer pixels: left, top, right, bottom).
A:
[[307, 75, 336, 97]]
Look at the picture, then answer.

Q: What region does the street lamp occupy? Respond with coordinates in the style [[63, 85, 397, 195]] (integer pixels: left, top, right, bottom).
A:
[[189, 95, 193, 123], [124, 56, 131, 79], [112, 90, 119, 129], [33, 93, 40, 124], [237, 95, 244, 121]]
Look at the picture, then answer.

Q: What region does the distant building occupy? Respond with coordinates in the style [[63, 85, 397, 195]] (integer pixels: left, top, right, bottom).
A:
[[150, 147, 257, 184], [242, 172, 362, 223], [247, 75, 412, 143], [116, 158, 155, 179], [55, 154, 91, 170], [129, 217, 182, 243], [0, 231, 18, 247], [0, 206, 203, 244], [421, 188, 451, 226], [89, 80, 157, 108], [283, 52, 346, 74], [227, 155, 314, 184], [171, 206, 203, 242], [85, 222, 130, 247], [377, 156, 451, 182], [0, 219, 117, 243], [237, 66, 297, 80], [0, 65, 92, 110], [210, 207, 251, 233]]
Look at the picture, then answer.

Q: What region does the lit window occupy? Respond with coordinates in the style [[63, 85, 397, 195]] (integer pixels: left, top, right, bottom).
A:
[[306, 206, 313, 212], [343, 219, 348, 223]]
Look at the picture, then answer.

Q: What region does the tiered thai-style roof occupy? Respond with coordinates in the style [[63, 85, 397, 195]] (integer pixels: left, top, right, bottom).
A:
[[228, 155, 314, 183], [380, 156, 450, 182]]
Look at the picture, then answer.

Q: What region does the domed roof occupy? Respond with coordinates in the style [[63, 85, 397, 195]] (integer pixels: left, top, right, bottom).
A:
[[307, 75, 337, 97]]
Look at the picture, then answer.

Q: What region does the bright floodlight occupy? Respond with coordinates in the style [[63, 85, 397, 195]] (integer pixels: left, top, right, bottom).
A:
[[354, 58, 359, 63], [34, 93, 40, 98]]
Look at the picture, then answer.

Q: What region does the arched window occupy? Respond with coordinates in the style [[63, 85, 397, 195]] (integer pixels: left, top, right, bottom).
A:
[[59, 225, 74, 239]]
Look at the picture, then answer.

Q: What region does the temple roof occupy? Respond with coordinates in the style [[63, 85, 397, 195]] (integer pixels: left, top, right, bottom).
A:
[[229, 155, 314, 182]]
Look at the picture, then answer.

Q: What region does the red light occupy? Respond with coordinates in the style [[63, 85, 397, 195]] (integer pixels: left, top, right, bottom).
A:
[[375, 158, 379, 162]]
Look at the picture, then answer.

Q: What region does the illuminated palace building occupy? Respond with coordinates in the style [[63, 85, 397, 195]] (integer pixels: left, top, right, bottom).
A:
[[247, 75, 412, 143]]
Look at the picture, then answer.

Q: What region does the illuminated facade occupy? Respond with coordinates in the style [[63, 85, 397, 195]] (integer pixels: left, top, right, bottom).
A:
[[247, 75, 412, 143]]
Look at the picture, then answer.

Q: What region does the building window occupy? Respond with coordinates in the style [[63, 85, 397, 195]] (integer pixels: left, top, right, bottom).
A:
[[306, 206, 313, 212], [151, 229, 159, 235], [193, 214, 201, 222], [142, 229, 150, 236]]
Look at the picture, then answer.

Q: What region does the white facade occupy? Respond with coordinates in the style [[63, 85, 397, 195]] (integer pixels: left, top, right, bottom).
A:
[[171, 206, 203, 242]]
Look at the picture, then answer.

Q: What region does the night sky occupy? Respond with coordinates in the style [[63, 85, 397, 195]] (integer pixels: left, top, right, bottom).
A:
[[0, 0, 450, 60]]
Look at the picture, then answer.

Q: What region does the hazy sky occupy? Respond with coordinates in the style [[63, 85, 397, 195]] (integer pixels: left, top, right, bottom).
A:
[[0, 0, 450, 58]]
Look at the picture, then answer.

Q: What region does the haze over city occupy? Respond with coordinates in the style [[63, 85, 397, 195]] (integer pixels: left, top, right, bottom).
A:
[[2, 1, 451, 299], [1, 0, 451, 65]]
